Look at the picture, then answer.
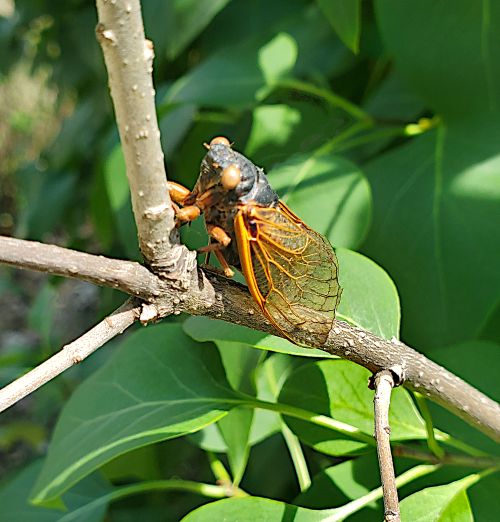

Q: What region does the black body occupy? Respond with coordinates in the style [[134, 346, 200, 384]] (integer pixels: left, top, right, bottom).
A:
[[193, 143, 279, 267]]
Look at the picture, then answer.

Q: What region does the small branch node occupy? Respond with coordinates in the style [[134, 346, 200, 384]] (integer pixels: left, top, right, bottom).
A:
[[143, 203, 170, 220], [144, 39, 154, 62], [389, 364, 405, 386], [95, 23, 116, 45], [140, 303, 159, 325]]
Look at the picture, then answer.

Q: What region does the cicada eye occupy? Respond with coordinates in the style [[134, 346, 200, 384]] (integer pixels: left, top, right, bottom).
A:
[[209, 136, 231, 147], [221, 164, 241, 190]]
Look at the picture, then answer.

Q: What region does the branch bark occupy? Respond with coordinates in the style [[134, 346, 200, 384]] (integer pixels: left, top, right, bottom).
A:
[[0, 300, 140, 413], [95, 0, 192, 275], [1, 235, 500, 442], [373, 370, 400, 522]]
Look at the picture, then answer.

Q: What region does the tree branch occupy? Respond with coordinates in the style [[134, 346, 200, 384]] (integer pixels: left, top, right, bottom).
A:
[[0, 236, 161, 299], [1, 0, 499, 451], [0, 300, 140, 413], [372, 370, 400, 522], [1, 235, 500, 442], [95, 0, 189, 273]]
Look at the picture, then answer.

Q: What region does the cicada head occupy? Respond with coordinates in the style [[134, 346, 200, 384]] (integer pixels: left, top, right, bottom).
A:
[[188, 137, 279, 208]]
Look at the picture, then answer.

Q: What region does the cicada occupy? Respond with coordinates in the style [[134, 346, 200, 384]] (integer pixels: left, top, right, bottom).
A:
[[168, 137, 342, 346]]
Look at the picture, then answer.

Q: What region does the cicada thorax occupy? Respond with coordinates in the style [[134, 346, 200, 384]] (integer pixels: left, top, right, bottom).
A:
[[194, 140, 280, 268]]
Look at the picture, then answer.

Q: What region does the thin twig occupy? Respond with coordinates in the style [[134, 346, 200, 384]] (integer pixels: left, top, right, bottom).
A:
[[373, 370, 400, 522], [1, 235, 500, 443], [0, 300, 140, 414], [393, 445, 500, 469]]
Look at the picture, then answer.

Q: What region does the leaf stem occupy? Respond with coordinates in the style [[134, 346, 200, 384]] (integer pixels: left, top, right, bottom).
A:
[[413, 392, 445, 458], [242, 398, 375, 446], [322, 465, 438, 521], [280, 421, 311, 491], [60, 479, 247, 522], [277, 78, 373, 123], [207, 451, 232, 484]]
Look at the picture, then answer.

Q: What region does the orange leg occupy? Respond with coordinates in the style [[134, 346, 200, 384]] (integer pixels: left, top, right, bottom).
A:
[[167, 181, 201, 224], [214, 249, 235, 278], [175, 205, 200, 222], [167, 181, 191, 204], [199, 225, 234, 277], [206, 224, 231, 247]]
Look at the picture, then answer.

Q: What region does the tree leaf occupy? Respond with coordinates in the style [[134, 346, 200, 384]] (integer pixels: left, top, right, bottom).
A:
[[0, 460, 111, 521], [336, 248, 400, 339], [143, 0, 230, 61], [258, 32, 298, 87], [182, 496, 335, 522], [375, 1, 500, 118], [316, 0, 361, 53], [427, 341, 500, 455], [31, 324, 239, 505], [400, 474, 481, 522], [102, 144, 140, 260], [365, 2, 500, 350], [362, 124, 500, 349], [296, 454, 381, 510], [183, 317, 335, 358], [279, 359, 426, 455], [268, 152, 372, 250]]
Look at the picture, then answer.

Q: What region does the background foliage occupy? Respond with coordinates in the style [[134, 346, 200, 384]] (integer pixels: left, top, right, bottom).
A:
[[1, 0, 499, 520]]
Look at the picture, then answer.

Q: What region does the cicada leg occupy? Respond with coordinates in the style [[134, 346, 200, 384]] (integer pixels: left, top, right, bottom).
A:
[[198, 225, 235, 277], [167, 181, 191, 204], [167, 181, 201, 225]]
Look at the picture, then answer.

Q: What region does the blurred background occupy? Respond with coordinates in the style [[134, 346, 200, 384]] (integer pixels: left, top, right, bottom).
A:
[[1, 0, 499, 519]]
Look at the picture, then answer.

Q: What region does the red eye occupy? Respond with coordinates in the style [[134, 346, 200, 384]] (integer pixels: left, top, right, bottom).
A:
[[221, 164, 241, 190], [209, 136, 231, 147]]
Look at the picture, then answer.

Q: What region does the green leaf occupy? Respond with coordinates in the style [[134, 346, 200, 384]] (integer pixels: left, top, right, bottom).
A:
[[28, 281, 57, 347], [144, 0, 230, 60], [317, 0, 361, 53], [268, 152, 372, 250], [375, 1, 500, 118], [468, 473, 500, 522], [190, 353, 303, 454], [362, 124, 500, 349], [182, 496, 334, 522], [15, 165, 77, 241], [258, 32, 298, 87], [245, 105, 302, 164], [183, 317, 335, 358], [365, 2, 500, 349], [279, 359, 426, 455], [103, 144, 140, 260], [427, 341, 500, 455], [297, 454, 379, 508], [336, 248, 400, 339], [217, 407, 253, 485], [214, 342, 262, 483], [31, 324, 239, 504], [0, 460, 111, 521], [245, 102, 346, 166], [162, 1, 351, 110], [159, 103, 196, 159], [400, 474, 481, 522]]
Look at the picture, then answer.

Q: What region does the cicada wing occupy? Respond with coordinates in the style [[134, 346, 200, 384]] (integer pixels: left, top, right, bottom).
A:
[[234, 202, 342, 346]]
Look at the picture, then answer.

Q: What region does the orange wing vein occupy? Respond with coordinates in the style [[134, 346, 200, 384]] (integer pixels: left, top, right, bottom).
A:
[[234, 202, 342, 346]]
